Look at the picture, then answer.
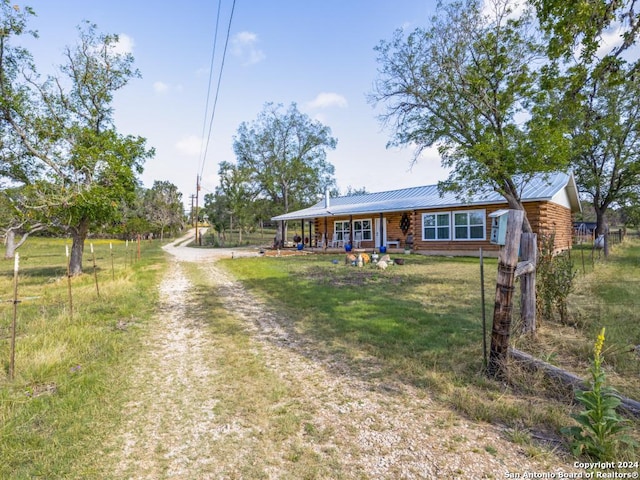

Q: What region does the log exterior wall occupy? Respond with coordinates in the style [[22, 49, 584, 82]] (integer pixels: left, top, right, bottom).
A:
[[311, 200, 574, 255], [526, 201, 574, 252]]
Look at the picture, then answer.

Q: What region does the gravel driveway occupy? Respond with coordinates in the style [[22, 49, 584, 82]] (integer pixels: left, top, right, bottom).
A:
[[106, 231, 579, 479]]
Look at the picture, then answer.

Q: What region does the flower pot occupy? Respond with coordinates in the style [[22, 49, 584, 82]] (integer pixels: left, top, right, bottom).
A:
[[297, 243, 304, 250], [345, 243, 352, 252], [379, 246, 387, 253]]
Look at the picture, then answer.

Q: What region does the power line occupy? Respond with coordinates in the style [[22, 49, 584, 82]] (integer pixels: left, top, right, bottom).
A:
[[198, 0, 223, 176], [198, 0, 237, 181]]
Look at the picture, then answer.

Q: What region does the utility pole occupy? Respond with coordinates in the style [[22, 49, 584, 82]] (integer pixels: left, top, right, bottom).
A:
[[190, 194, 196, 227], [195, 175, 201, 245]]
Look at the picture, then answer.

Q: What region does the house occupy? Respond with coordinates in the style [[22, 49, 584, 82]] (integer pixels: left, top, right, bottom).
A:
[[272, 172, 581, 255]]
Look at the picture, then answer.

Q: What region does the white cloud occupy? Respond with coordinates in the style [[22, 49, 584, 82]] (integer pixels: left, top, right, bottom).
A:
[[306, 92, 348, 109], [175, 135, 203, 156], [597, 26, 627, 59], [231, 31, 265, 66], [153, 81, 169, 94], [113, 33, 134, 54]]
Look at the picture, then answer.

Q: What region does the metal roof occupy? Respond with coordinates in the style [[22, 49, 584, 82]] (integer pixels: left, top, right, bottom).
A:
[[272, 172, 580, 221]]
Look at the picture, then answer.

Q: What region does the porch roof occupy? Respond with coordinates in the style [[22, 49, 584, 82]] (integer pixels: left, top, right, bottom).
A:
[[272, 172, 580, 222]]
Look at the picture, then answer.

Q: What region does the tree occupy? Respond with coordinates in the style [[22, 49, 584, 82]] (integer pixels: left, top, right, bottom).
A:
[[0, 187, 46, 259], [531, 0, 640, 70], [143, 180, 184, 241], [370, 0, 570, 232], [343, 185, 368, 196], [620, 195, 640, 230], [530, 0, 640, 253], [0, 14, 154, 274], [569, 71, 640, 253], [233, 102, 337, 244], [117, 185, 152, 239], [215, 161, 256, 244], [203, 191, 230, 246]]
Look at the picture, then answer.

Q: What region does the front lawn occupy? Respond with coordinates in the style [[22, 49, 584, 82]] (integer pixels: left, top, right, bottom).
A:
[[221, 243, 640, 458]]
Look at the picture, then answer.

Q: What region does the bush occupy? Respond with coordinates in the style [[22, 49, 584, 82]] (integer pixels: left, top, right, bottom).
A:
[[536, 233, 576, 324]]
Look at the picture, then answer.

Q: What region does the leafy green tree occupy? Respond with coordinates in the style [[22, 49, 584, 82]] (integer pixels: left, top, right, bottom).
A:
[[531, 0, 640, 69], [0, 13, 154, 274], [530, 0, 640, 252], [203, 191, 231, 246], [0, 186, 46, 259], [620, 193, 640, 230], [116, 185, 151, 239], [233, 102, 337, 244], [216, 160, 257, 244], [569, 72, 640, 252], [143, 180, 184, 241], [370, 0, 570, 232]]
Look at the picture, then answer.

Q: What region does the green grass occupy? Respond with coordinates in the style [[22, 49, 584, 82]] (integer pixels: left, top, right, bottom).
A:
[[2, 235, 639, 475], [0, 238, 165, 479], [221, 243, 640, 458], [223, 254, 494, 383]]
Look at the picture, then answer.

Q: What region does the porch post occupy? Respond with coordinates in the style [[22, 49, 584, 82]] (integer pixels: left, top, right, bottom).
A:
[[324, 217, 328, 249], [379, 213, 384, 248]]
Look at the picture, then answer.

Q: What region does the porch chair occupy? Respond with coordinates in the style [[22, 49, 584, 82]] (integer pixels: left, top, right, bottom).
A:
[[353, 232, 362, 248], [330, 233, 341, 248]]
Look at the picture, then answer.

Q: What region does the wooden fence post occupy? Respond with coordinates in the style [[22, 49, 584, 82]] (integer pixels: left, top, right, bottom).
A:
[[520, 233, 537, 334], [9, 253, 19, 380], [487, 209, 524, 379], [110, 242, 115, 280], [90, 243, 100, 298], [66, 245, 73, 320]]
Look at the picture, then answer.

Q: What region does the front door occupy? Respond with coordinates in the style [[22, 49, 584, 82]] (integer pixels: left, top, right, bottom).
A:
[[374, 217, 387, 248]]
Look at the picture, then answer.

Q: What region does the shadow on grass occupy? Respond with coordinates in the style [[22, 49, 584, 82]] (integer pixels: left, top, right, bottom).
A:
[[215, 255, 491, 392]]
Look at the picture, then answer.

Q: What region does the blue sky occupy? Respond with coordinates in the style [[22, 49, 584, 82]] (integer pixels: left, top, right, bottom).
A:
[[17, 1, 449, 206]]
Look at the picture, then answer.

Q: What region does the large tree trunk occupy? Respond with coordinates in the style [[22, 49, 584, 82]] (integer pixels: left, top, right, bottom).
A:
[[595, 208, 609, 257], [4, 229, 17, 259], [69, 217, 90, 276], [501, 181, 533, 233]]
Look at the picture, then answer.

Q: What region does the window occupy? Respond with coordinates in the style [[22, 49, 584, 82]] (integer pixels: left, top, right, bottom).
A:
[[422, 213, 450, 240], [422, 210, 486, 241], [454, 210, 486, 240], [334, 220, 350, 242], [334, 219, 372, 242], [353, 219, 372, 240]]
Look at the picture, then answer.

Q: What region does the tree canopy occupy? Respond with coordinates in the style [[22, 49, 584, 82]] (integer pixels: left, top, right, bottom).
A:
[[529, 0, 640, 247], [233, 102, 337, 242], [531, 0, 640, 69], [143, 181, 184, 241], [371, 0, 570, 232], [0, 5, 154, 272]]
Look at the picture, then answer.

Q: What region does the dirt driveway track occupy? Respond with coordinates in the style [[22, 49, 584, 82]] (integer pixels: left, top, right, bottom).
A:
[[104, 230, 577, 479]]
